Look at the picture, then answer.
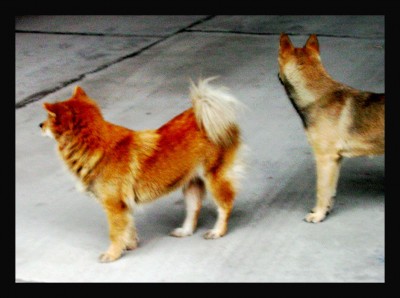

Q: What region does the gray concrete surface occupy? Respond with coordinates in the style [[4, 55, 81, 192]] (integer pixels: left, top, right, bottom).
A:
[[189, 15, 384, 38], [15, 15, 385, 282]]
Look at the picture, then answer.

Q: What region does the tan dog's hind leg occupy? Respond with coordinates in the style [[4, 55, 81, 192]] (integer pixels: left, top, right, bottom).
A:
[[170, 177, 205, 237], [305, 154, 342, 223], [99, 198, 138, 263]]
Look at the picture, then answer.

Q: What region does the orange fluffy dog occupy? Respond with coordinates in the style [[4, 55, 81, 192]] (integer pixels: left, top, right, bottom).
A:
[[40, 78, 244, 262]]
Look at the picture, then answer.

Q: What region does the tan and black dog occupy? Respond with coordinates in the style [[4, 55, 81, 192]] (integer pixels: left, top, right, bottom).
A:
[[278, 33, 384, 223]]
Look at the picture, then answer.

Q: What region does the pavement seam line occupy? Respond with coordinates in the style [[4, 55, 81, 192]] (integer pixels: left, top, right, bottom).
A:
[[15, 29, 165, 38], [185, 29, 383, 40], [16, 15, 216, 109], [15, 37, 164, 109]]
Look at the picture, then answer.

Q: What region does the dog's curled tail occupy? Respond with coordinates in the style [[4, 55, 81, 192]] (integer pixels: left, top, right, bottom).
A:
[[190, 77, 242, 147]]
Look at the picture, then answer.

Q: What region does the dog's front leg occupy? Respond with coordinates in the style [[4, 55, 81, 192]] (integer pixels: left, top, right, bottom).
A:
[[99, 197, 138, 263], [305, 153, 341, 223]]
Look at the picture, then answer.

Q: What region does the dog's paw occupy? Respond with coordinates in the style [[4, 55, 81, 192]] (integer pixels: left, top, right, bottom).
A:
[[125, 240, 138, 251], [98, 252, 122, 263], [311, 205, 333, 213], [170, 227, 193, 237], [304, 209, 327, 223], [203, 229, 225, 239]]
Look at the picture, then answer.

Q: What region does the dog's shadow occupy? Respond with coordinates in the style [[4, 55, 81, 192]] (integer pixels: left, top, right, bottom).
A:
[[134, 196, 235, 244], [230, 155, 384, 229], [332, 156, 384, 212]]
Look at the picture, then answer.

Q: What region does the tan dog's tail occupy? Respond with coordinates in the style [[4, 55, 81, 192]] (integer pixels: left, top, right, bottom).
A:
[[190, 77, 242, 147]]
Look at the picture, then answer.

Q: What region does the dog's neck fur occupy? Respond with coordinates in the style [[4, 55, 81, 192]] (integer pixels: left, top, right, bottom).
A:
[[55, 118, 114, 190], [57, 135, 105, 189], [280, 60, 338, 109]]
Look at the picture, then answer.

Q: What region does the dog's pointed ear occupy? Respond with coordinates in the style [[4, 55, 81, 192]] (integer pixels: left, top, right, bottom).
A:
[[279, 33, 294, 53], [72, 86, 87, 99], [43, 102, 57, 117], [305, 34, 319, 53]]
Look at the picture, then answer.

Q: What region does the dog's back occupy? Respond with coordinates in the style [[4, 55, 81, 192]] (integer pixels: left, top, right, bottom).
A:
[[333, 89, 384, 157]]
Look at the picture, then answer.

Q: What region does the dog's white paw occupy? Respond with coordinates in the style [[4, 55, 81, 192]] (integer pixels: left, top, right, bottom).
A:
[[304, 209, 327, 223], [170, 227, 193, 237], [203, 229, 224, 239], [98, 252, 122, 263]]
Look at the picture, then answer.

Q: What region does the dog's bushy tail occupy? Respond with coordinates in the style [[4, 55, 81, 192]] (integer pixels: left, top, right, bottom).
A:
[[190, 77, 242, 147]]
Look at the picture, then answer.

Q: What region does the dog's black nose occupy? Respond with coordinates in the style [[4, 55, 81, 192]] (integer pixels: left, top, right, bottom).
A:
[[39, 123, 43, 128]]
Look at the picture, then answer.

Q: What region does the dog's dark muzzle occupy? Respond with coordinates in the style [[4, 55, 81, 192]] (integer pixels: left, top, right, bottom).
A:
[[39, 122, 43, 128]]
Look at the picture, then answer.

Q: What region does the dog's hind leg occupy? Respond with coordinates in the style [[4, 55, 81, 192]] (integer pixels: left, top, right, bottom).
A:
[[305, 153, 342, 223], [203, 159, 238, 239], [204, 175, 236, 239], [170, 177, 205, 237], [99, 197, 137, 262]]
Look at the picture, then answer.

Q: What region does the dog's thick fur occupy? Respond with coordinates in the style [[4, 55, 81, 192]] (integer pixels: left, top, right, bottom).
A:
[[40, 78, 243, 262], [278, 33, 384, 223]]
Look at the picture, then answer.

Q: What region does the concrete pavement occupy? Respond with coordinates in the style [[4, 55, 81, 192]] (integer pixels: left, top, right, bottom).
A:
[[16, 15, 384, 282]]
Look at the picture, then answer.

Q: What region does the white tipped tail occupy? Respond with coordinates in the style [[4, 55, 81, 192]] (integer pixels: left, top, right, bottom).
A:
[[190, 77, 241, 147]]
